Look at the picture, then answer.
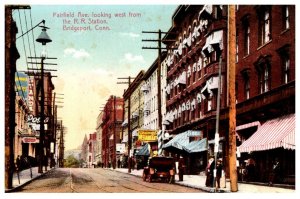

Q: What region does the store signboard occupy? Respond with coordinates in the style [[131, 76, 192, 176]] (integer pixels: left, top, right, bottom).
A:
[[138, 129, 157, 142], [22, 137, 39, 143]]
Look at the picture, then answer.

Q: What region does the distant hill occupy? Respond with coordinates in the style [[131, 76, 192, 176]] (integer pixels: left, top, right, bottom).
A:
[[64, 148, 81, 160]]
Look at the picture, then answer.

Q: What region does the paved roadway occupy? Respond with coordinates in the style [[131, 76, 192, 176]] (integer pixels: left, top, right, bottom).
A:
[[14, 168, 204, 193]]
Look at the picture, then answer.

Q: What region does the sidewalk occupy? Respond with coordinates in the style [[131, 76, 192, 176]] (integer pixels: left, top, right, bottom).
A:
[[5, 166, 52, 193], [112, 168, 296, 193]]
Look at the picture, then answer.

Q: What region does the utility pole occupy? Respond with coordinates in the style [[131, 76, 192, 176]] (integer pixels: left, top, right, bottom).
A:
[[53, 93, 63, 167], [28, 56, 57, 173], [5, 5, 23, 190], [113, 96, 116, 169], [142, 30, 163, 131], [117, 77, 133, 173], [228, 5, 238, 192]]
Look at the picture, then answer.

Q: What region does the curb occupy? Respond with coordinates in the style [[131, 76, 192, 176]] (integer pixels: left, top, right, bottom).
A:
[[110, 168, 230, 193], [5, 168, 54, 193]]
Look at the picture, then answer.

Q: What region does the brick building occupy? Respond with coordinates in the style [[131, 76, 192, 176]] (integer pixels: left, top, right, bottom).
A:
[[101, 95, 124, 168], [235, 5, 295, 184], [162, 5, 228, 175]]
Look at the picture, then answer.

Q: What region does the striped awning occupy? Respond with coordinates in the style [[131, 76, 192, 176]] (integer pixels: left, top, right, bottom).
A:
[[238, 114, 295, 153]]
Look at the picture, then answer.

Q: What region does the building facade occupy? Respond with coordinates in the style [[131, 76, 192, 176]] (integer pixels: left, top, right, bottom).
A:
[[95, 111, 104, 166], [235, 5, 295, 183], [163, 5, 228, 175], [101, 95, 124, 168]]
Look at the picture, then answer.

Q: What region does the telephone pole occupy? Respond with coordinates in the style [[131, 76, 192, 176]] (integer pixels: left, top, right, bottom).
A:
[[228, 5, 238, 192], [5, 5, 23, 190], [142, 30, 163, 131], [117, 77, 133, 173]]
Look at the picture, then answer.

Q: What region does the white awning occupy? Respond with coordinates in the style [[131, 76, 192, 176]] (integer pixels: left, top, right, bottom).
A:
[[202, 30, 223, 54], [132, 129, 138, 137], [191, 98, 196, 111], [199, 5, 213, 20], [141, 84, 150, 92], [178, 71, 186, 84], [197, 93, 202, 103], [122, 135, 128, 143], [121, 119, 128, 127], [131, 111, 139, 119]]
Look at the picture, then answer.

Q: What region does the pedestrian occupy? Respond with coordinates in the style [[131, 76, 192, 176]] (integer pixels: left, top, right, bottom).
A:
[[205, 156, 215, 187], [178, 155, 185, 181], [16, 155, 21, 172], [216, 159, 223, 188], [245, 157, 255, 181], [269, 158, 281, 186]]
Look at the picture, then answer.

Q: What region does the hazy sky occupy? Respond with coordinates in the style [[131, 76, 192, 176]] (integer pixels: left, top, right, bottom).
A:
[[12, 4, 177, 150]]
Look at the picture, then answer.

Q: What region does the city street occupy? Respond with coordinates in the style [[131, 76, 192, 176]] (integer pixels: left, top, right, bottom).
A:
[[13, 168, 204, 193]]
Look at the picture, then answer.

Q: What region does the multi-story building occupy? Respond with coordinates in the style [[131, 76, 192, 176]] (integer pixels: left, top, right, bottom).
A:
[[95, 111, 104, 166], [101, 95, 124, 168], [121, 71, 144, 168], [163, 5, 228, 175], [235, 5, 295, 183], [87, 132, 97, 168], [140, 54, 167, 156]]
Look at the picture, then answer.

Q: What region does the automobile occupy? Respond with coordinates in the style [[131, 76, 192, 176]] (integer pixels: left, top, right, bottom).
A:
[[142, 156, 175, 183]]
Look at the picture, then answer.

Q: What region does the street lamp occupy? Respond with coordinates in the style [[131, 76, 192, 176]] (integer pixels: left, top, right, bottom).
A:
[[36, 25, 52, 173]]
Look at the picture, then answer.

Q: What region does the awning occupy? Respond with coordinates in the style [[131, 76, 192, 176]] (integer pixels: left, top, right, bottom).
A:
[[121, 119, 128, 127], [178, 71, 186, 84], [199, 5, 213, 20], [238, 114, 295, 153], [136, 143, 150, 156], [131, 111, 139, 119], [122, 135, 128, 143], [162, 130, 202, 151], [141, 84, 150, 92], [183, 138, 207, 153], [202, 30, 223, 54], [132, 129, 138, 137]]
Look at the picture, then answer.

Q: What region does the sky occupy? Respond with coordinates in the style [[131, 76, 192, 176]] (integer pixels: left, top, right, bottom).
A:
[[2, 0, 298, 152], [10, 3, 178, 150]]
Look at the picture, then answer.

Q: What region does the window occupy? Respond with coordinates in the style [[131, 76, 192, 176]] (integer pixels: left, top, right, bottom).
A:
[[282, 6, 290, 30], [258, 6, 271, 46], [278, 45, 291, 84], [241, 15, 250, 56], [283, 56, 290, 84], [257, 62, 271, 94], [244, 24, 250, 55], [245, 78, 250, 99]]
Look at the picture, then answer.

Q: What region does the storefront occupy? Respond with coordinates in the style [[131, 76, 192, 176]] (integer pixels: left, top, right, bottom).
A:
[[237, 113, 295, 184], [162, 130, 207, 174]]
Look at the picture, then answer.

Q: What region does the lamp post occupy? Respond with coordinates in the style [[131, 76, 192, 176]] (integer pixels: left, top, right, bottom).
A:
[[36, 25, 52, 173]]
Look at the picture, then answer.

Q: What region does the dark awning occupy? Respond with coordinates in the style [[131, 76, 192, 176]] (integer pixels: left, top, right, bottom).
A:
[[162, 130, 205, 153], [183, 138, 207, 153], [135, 143, 150, 156]]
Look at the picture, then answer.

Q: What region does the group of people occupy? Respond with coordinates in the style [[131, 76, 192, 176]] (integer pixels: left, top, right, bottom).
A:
[[205, 156, 223, 188]]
